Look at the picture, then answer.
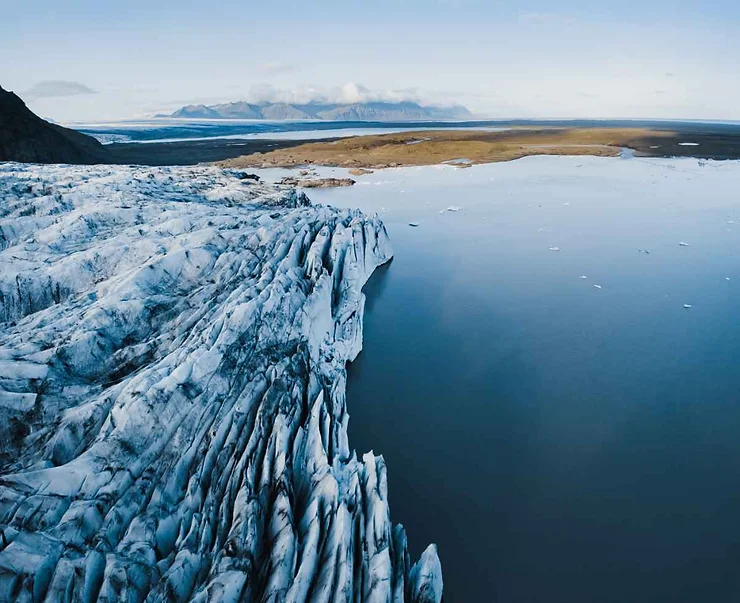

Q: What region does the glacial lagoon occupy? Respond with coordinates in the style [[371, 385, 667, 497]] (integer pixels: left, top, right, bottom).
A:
[[291, 156, 740, 603]]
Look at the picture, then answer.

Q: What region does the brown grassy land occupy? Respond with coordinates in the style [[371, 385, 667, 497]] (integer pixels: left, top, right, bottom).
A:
[[217, 127, 728, 170]]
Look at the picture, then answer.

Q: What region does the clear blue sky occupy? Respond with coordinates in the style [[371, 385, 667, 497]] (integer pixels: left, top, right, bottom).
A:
[[3, 0, 740, 122]]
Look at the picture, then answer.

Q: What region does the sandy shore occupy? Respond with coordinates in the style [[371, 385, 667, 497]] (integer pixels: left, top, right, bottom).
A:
[[218, 127, 740, 170]]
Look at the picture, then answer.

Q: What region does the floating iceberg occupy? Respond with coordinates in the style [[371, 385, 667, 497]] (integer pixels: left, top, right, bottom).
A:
[[0, 163, 442, 603]]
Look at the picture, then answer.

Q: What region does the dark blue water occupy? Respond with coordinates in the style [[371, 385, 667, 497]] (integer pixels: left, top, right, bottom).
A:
[[304, 157, 740, 603]]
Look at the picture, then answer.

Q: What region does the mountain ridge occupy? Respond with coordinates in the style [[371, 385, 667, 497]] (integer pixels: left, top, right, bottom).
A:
[[169, 99, 472, 121]]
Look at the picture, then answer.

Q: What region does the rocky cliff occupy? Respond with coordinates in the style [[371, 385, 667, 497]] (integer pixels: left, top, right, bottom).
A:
[[0, 86, 108, 164]]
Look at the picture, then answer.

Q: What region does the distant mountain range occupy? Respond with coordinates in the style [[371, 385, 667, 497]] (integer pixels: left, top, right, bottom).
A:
[[168, 100, 472, 121], [0, 85, 107, 164]]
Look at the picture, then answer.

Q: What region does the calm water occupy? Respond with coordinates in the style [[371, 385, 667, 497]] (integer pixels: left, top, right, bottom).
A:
[[281, 157, 740, 602], [73, 119, 510, 144], [73, 117, 740, 144]]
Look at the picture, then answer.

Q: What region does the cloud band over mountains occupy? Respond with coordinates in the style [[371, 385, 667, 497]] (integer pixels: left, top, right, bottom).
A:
[[242, 82, 447, 107]]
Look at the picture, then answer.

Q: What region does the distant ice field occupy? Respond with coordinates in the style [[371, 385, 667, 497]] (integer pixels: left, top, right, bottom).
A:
[[68, 118, 509, 144], [68, 117, 740, 146]]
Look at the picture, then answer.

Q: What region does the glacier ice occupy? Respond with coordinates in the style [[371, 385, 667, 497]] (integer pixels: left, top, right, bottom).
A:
[[0, 163, 443, 603]]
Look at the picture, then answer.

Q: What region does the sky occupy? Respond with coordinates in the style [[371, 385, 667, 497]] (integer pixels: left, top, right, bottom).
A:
[[2, 0, 740, 123]]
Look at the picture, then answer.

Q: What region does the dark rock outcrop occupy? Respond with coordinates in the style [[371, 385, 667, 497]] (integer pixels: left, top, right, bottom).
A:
[[0, 85, 108, 164], [279, 176, 356, 188]]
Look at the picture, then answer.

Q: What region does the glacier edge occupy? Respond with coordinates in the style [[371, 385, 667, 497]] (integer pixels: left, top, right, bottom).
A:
[[0, 163, 443, 603]]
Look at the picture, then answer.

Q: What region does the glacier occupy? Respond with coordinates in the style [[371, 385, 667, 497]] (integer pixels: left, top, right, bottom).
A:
[[0, 163, 442, 603]]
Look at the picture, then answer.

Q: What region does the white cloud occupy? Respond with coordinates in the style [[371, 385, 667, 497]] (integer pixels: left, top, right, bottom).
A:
[[233, 82, 437, 106], [335, 82, 432, 104], [24, 80, 96, 99], [338, 82, 370, 103]]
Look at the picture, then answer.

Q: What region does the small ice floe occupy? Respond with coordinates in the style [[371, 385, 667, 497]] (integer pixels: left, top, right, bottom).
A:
[[727, 220, 735, 224], [537, 227, 545, 232], [678, 241, 690, 247], [683, 304, 693, 309], [446, 205, 462, 212], [650, 145, 661, 149], [579, 275, 588, 279], [638, 248, 651, 255], [726, 277, 731, 281], [563, 202, 571, 206], [549, 246, 561, 252], [408, 221, 420, 227], [593, 284, 602, 289], [679, 142, 700, 146]]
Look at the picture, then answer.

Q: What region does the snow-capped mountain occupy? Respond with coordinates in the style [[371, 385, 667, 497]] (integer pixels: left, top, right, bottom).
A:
[[170, 100, 472, 121]]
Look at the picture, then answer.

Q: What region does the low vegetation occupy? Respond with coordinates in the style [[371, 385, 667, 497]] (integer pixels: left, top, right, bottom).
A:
[[220, 127, 740, 169]]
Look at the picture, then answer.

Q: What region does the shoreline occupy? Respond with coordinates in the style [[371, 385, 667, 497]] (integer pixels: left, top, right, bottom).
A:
[[218, 127, 740, 170], [94, 125, 740, 169]]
